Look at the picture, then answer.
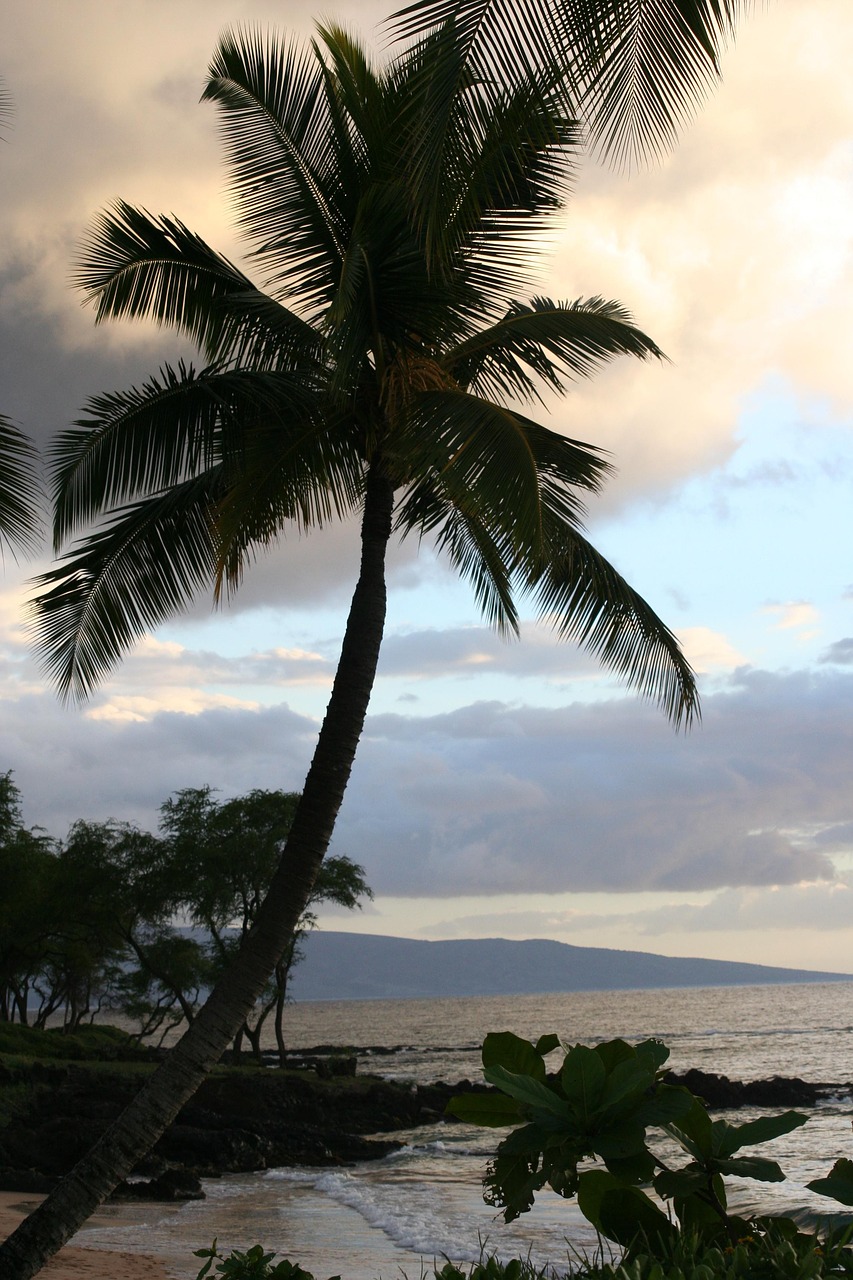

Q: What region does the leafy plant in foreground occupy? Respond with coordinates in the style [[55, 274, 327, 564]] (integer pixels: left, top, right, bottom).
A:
[[448, 1032, 811, 1254], [195, 1240, 335, 1280]]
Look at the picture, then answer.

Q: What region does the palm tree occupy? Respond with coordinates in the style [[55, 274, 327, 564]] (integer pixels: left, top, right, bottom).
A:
[[5, 24, 697, 1277], [0, 78, 41, 560], [391, 0, 748, 167]]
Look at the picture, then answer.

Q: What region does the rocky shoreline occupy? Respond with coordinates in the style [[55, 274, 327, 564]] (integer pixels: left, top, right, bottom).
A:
[[1, 1051, 848, 1203]]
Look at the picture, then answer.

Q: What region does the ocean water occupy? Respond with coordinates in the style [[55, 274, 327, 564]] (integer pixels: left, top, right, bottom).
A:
[[73, 982, 853, 1280]]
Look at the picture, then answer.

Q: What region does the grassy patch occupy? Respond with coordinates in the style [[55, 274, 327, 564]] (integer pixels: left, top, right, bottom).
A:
[[0, 1022, 139, 1061]]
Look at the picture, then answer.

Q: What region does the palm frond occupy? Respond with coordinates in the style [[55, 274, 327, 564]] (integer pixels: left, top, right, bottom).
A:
[[530, 517, 699, 726], [203, 28, 347, 312], [29, 476, 223, 702], [395, 392, 612, 638], [396, 388, 696, 725], [566, 0, 743, 167], [396, 478, 520, 634], [213, 407, 366, 598], [445, 295, 664, 402], [390, 0, 746, 168], [0, 415, 42, 557], [76, 202, 323, 366], [50, 363, 322, 550], [397, 21, 580, 286], [392, 0, 558, 101]]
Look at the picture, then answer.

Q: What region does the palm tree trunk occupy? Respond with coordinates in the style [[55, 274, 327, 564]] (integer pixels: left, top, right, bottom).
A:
[[0, 466, 395, 1280]]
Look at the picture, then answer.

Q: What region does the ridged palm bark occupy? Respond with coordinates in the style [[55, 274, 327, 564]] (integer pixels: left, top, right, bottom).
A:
[[6, 23, 698, 1277]]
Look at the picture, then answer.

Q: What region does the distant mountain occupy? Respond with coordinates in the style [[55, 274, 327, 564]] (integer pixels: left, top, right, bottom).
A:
[[288, 932, 853, 1001]]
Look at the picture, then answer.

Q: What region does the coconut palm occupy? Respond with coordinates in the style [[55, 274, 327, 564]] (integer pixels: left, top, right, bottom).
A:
[[0, 79, 41, 560], [6, 23, 696, 1277], [392, 0, 748, 167]]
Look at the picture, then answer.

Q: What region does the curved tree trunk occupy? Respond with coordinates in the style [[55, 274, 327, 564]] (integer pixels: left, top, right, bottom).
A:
[[0, 467, 394, 1279]]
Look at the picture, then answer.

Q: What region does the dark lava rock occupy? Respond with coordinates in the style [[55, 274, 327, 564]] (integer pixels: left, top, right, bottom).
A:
[[0, 1167, 57, 1193], [113, 1169, 205, 1202], [0, 1063, 423, 1194], [664, 1068, 822, 1109], [3, 1052, 842, 1201]]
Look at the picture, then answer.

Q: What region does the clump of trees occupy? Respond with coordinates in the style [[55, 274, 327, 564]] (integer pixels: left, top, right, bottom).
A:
[[0, 772, 370, 1062]]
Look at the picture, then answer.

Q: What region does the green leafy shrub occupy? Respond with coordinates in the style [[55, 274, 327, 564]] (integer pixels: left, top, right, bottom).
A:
[[194, 1249, 555, 1280], [195, 1241, 337, 1280], [585, 1218, 853, 1279], [448, 1031, 853, 1259]]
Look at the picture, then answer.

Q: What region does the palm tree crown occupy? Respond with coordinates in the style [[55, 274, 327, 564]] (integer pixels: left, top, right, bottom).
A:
[[31, 22, 697, 724]]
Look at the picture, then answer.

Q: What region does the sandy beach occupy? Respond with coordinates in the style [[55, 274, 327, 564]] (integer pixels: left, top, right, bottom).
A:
[[0, 1194, 174, 1279]]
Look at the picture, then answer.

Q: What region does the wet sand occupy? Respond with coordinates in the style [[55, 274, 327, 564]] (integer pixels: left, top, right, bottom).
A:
[[0, 1194, 176, 1279]]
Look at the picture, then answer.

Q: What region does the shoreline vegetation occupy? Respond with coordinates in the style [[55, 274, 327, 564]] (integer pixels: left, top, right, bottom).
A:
[[1, 1025, 849, 1202]]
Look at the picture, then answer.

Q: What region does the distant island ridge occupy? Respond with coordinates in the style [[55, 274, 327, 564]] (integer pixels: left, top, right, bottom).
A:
[[288, 931, 853, 1001]]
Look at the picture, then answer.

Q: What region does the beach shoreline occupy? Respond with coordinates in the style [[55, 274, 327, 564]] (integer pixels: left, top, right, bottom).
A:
[[0, 1193, 176, 1280]]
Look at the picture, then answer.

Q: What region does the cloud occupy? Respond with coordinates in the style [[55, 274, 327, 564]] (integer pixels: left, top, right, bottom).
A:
[[821, 638, 853, 665], [675, 627, 746, 674], [377, 624, 602, 682], [623, 880, 853, 935], [11, 661, 852, 898], [414, 878, 853, 943], [762, 602, 820, 632], [338, 666, 853, 897]]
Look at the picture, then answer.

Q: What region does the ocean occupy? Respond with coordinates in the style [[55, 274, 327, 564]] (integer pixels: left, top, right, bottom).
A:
[[73, 982, 853, 1279]]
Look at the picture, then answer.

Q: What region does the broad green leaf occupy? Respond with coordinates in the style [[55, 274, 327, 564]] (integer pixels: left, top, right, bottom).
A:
[[593, 1038, 636, 1073], [714, 1110, 808, 1157], [560, 1044, 607, 1117], [634, 1038, 670, 1071], [713, 1155, 785, 1182], [599, 1055, 653, 1112], [577, 1169, 623, 1232], [636, 1083, 694, 1128], [807, 1159, 853, 1206], [483, 1030, 548, 1081], [673, 1189, 729, 1241], [664, 1095, 713, 1160], [484, 1065, 570, 1118], [499, 1121, 557, 1156], [654, 1167, 708, 1200], [603, 1150, 656, 1186], [599, 1186, 677, 1250], [446, 1091, 522, 1128], [484, 1143, 546, 1222], [534, 1033, 560, 1057], [594, 1120, 647, 1162]]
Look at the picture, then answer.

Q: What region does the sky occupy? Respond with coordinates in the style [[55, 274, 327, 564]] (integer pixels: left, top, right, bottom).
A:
[[0, 1, 852, 975]]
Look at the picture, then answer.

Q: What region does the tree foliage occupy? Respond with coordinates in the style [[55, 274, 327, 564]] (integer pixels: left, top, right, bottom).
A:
[[0, 776, 369, 1053], [161, 786, 371, 1060]]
